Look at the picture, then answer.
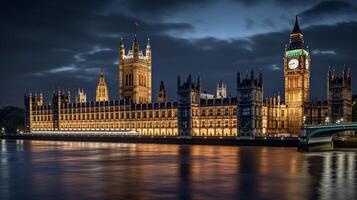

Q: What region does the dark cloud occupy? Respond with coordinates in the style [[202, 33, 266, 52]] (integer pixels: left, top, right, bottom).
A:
[[235, 0, 318, 7], [300, 1, 357, 22], [121, 0, 212, 17], [245, 18, 255, 29], [273, 0, 319, 6]]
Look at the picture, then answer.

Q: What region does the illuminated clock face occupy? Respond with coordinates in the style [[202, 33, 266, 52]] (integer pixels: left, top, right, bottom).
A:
[[288, 59, 299, 69], [305, 59, 309, 69]]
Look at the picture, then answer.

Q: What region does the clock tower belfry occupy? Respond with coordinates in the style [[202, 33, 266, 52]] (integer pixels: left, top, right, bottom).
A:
[[284, 16, 310, 135]]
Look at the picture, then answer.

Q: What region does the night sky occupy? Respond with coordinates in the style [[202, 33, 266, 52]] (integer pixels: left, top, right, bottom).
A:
[[1, 0, 357, 107]]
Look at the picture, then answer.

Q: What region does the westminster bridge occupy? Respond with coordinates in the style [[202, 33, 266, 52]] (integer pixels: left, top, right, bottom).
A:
[[299, 122, 357, 151]]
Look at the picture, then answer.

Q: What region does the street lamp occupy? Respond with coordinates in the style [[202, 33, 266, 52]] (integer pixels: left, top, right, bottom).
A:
[[325, 117, 330, 124]]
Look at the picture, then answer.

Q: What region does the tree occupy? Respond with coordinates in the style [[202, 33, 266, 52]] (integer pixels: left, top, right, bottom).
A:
[[0, 106, 24, 134]]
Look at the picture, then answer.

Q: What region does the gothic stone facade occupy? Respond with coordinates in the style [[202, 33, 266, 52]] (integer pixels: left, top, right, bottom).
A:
[[24, 17, 353, 137]]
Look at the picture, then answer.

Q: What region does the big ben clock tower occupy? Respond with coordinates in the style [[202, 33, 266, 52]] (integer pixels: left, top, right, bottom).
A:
[[284, 16, 310, 135]]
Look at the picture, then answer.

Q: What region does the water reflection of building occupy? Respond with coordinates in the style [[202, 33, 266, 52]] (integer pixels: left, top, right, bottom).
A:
[[24, 16, 353, 137], [305, 152, 356, 200]]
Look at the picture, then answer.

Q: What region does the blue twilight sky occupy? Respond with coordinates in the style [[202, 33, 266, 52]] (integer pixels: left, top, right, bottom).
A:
[[0, 0, 357, 107]]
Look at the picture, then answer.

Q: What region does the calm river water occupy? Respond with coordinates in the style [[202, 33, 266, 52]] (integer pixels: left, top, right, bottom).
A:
[[0, 140, 356, 200]]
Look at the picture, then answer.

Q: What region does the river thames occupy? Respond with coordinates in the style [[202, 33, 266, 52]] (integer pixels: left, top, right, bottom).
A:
[[0, 140, 356, 200]]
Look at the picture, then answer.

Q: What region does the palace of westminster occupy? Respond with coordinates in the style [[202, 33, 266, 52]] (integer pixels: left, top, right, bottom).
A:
[[24, 17, 353, 137]]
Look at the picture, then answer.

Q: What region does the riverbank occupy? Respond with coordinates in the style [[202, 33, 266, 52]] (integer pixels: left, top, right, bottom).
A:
[[0, 134, 299, 147], [1, 134, 357, 149]]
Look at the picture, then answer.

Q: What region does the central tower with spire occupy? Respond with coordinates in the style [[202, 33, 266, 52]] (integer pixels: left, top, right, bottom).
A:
[[96, 68, 109, 102], [119, 35, 152, 103], [284, 16, 311, 135]]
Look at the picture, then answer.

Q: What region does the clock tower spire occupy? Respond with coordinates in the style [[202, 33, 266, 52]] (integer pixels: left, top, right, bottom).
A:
[[284, 16, 310, 135]]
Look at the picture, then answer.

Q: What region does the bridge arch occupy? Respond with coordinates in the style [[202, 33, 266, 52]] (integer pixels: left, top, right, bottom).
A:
[[299, 123, 357, 151], [308, 126, 356, 140]]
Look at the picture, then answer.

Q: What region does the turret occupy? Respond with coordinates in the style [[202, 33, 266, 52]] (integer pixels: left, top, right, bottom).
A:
[[216, 80, 227, 98], [157, 80, 167, 103], [132, 35, 140, 61], [258, 72, 263, 87], [177, 74, 201, 138], [177, 75, 181, 90], [236, 72, 240, 88], [237, 70, 264, 137], [196, 76, 201, 91], [96, 68, 109, 102], [119, 37, 125, 60], [34, 91, 44, 106], [146, 38, 151, 62], [24, 92, 34, 133], [119, 35, 152, 103], [187, 74, 192, 87], [76, 88, 87, 103], [67, 89, 71, 104], [287, 15, 306, 51], [327, 67, 353, 123], [291, 15, 302, 35]]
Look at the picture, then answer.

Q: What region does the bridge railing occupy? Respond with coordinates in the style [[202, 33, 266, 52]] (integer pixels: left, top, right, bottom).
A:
[[303, 122, 357, 129]]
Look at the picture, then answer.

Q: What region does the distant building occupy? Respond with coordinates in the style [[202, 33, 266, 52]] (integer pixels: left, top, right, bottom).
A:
[[216, 81, 227, 98], [76, 89, 87, 103], [24, 16, 353, 138]]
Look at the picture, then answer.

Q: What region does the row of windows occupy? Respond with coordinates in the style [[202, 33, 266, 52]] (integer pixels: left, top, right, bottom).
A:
[[138, 74, 147, 87], [265, 121, 285, 129], [44, 107, 176, 114], [33, 115, 52, 121], [193, 107, 237, 116], [287, 92, 302, 102], [33, 107, 238, 121], [125, 74, 133, 86], [33, 110, 52, 115], [286, 78, 308, 90], [59, 121, 178, 129], [125, 73, 149, 87], [61, 111, 175, 121], [192, 129, 237, 137], [193, 121, 236, 128], [289, 109, 302, 116], [97, 87, 107, 98], [33, 110, 177, 121], [33, 106, 241, 115], [264, 109, 286, 117]]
